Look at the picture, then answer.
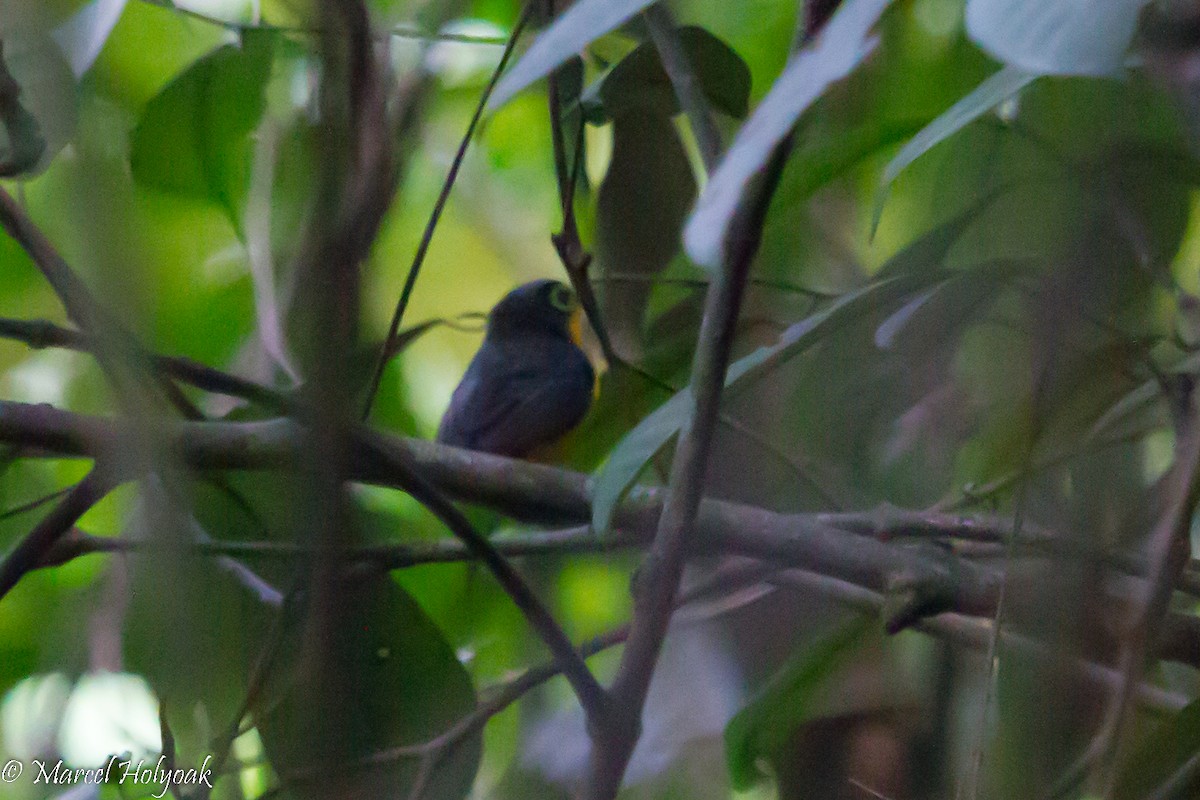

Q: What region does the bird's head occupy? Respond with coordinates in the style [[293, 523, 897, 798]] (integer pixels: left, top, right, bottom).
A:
[[487, 279, 583, 343]]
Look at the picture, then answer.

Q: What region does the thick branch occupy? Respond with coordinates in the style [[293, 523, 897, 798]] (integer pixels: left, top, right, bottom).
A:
[[0, 400, 1001, 615]]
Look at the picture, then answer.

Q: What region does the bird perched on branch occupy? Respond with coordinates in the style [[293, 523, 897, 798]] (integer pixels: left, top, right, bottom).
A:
[[437, 279, 594, 458]]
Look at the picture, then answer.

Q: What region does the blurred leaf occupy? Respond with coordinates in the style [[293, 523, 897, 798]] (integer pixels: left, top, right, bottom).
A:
[[875, 66, 1037, 232], [489, 0, 658, 109], [724, 616, 872, 790], [593, 200, 987, 532], [1178, 292, 1200, 351], [50, 0, 128, 77], [0, 60, 45, 177], [1113, 698, 1200, 799], [1107, 143, 1200, 187], [597, 110, 696, 359], [874, 286, 941, 349], [124, 537, 274, 756], [256, 576, 480, 800], [684, 0, 892, 269], [129, 29, 276, 229], [580, 26, 751, 123], [877, 259, 1036, 352], [785, 118, 928, 201], [1086, 345, 1193, 443], [591, 380, 689, 535], [876, 189, 1002, 277], [965, 0, 1148, 77], [592, 275, 919, 534], [341, 315, 487, 408], [0, 30, 77, 174]]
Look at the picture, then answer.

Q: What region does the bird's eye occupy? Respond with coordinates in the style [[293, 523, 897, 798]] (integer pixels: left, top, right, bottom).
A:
[[548, 284, 575, 312]]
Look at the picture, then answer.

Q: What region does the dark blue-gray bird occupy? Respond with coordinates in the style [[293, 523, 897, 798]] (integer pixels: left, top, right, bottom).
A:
[[437, 280, 595, 458]]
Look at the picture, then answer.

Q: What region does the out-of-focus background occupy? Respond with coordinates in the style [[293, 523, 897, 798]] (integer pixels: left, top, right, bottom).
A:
[[1, 0, 1200, 798]]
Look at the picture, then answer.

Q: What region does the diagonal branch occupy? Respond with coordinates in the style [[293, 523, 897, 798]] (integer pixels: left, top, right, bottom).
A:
[[360, 431, 611, 727], [0, 468, 113, 601], [584, 78, 797, 800], [0, 188, 116, 335]]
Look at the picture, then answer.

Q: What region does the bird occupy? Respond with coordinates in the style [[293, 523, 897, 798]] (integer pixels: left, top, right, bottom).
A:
[[437, 279, 595, 458]]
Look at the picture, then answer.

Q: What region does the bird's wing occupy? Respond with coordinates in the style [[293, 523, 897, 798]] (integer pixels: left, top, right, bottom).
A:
[[472, 372, 593, 457], [438, 346, 592, 456]]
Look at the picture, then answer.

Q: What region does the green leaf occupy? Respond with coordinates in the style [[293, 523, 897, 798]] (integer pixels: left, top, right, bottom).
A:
[[725, 616, 873, 790], [876, 189, 1002, 277], [1113, 698, 1200, 800], [0, 29, 77, 175], [596, 109, 696, 358], [874, 285, 942, 350], [129, 29, 275, 229], [874, 66, 1037, 232], [965, 0, 1148, 77], [683, 0, 893, 269], [124, 533, 275, 756], [580, 26, 751, 123], [786, 118, 929, 200], [256, 576, 481, 800], [488, 0, 659, 109]]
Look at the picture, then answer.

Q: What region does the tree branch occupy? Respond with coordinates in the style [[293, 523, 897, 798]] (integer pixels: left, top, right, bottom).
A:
[[37, 525, 636, 571], [584, 71, 797, 800], [0, 398, 999, 617], [0, 468, 113, 601], [359, 425, 612, 727]]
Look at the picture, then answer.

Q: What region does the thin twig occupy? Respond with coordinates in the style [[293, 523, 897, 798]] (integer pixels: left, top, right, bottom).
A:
[[194, 586, 300, 800], [0, 188, 111, 333], [593, 271, 839, 299], [1145, 751, 1200, 800], [363, 560, 773, 777], [961, 483, 1029, 799], [540, 3, 618, 365], [0, 485, 73, 521], [614, 354, 850, 508], [36, 525, 639, 571], [361, 5, 531, 420], [135, 0, 512, 45]]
